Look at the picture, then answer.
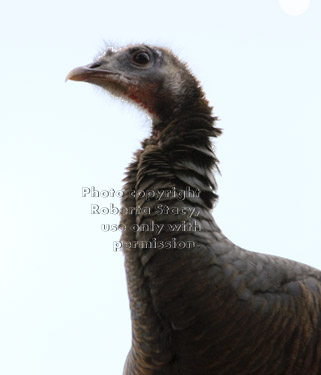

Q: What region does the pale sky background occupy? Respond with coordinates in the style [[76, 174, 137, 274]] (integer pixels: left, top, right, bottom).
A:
[[0, 1, 320, 374]]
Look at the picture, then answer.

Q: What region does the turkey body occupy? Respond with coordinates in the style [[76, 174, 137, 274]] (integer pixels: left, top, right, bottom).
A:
[[67, 44, 321, 375], [120, 110, 321, 375]]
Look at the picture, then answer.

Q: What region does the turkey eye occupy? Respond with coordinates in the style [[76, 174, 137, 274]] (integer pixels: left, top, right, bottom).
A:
[[132, 52, 150, 65]]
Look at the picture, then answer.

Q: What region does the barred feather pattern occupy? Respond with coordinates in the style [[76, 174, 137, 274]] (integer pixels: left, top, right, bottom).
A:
[[121, 102, 321, 375]]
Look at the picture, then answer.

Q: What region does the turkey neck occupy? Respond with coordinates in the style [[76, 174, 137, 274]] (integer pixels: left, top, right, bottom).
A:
[[120, 99, 222, 369]]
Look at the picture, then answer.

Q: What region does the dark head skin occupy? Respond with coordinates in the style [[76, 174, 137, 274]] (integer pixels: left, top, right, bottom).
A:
[[66, 44, 205, 124]]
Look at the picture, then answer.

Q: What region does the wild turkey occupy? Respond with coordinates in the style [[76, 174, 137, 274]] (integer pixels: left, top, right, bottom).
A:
[[66, 44, 321, 375]]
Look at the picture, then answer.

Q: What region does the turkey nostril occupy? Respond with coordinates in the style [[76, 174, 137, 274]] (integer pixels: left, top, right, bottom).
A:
[[89, 61, 102, 69]]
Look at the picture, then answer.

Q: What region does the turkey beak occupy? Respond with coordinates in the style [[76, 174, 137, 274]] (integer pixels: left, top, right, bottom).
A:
[[65, 63, 119, 83]]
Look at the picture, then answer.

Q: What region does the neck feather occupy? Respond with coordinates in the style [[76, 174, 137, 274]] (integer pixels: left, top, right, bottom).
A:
[[120, 98, 222, 372]]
